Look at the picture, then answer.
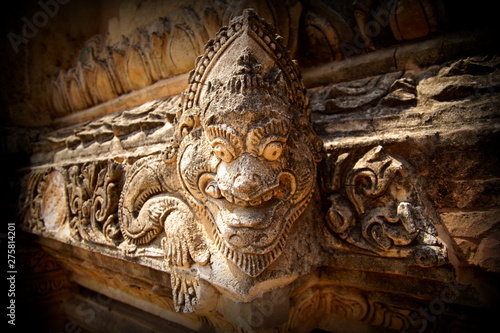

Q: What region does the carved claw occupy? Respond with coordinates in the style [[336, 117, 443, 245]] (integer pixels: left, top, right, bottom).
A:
[[163, 234, 192, 268], [149, 195, 210, 268], [162, 226, 210, 268], [171, 268, 199, 313]]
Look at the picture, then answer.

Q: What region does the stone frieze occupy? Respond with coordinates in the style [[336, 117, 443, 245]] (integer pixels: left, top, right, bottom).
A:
[[46, 0, 447, 118], [20, 9, 453, 330]]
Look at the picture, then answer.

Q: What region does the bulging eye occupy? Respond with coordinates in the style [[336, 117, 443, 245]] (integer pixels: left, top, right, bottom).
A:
[[213, 143, 235, 163], [261, 141, 283, 161]]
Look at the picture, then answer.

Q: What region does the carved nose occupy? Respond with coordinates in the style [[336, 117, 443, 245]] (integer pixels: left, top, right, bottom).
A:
[[233, 173, 261, 199]]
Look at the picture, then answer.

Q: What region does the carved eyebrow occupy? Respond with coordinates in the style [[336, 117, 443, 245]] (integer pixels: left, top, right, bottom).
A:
[[205, 124, 243, 152], [247, 118, 290, 148]]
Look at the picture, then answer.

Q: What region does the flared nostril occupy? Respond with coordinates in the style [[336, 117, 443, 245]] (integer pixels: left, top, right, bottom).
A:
[[205, 181, 222, 199], [233, 173, 261, 196]]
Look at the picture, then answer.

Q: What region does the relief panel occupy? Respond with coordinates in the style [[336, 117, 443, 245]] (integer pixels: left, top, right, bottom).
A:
[[20, 9, 451, 329]]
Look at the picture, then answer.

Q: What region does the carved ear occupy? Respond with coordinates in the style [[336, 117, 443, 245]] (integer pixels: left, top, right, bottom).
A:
[[176, 114, 200, 139], [295, 115, 324, 162]]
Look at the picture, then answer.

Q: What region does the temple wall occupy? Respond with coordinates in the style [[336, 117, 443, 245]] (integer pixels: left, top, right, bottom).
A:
[[1, 1, 498, 332]]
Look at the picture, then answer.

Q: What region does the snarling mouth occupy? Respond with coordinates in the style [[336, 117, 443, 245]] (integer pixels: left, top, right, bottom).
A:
[[199, 172, 297, 251], [195, 168, 313, 277]]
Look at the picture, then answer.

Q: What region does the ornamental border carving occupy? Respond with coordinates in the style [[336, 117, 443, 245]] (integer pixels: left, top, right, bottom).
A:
[[20, 10, 448, 325]]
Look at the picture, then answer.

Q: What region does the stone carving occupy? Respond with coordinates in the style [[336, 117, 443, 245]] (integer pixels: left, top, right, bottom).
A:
[[308, 71, 417, 116], [20, 9, 450, 321], [118, 150, 210, 312], [175, 8, 323, 278], [50, 5, 216, 116], [116, 9, 323, 311], [21, 169, 53, 234], [21, 168, 69, 237], [324, 146, 447, 267], [67, 161, 123, 246], [19, 247, 69, 298], [41, 0, 448, 120], [288, 283, 410, 331]]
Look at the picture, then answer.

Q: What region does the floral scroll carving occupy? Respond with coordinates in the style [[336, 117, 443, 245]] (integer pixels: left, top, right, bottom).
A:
[[67, 161, 124, 246], [21, 169, 53, 234], [289, 283, 411, 331], [324, 146, 447, 267]]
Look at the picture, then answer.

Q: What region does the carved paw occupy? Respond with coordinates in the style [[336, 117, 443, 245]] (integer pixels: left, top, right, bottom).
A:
[[162, 226, 210, 268], [171, 269, 199, 313], [156, 196, 210, 268], [162, 234, 192, 268]]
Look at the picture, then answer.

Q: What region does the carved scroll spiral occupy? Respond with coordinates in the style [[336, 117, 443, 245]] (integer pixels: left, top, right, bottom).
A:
[[20, 169, 51, 233], [290, 285, 368, 329], [325, 146, 447, 267], [290, 284, 410, 331], [346, 155, 406, 215], [67, 161, 123, 246]]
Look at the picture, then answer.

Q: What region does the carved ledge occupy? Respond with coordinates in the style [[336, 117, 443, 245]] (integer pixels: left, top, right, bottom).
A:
[[22, 11, 496, 331], [43, 0, 449, 120], [19, 9, 466, 331]]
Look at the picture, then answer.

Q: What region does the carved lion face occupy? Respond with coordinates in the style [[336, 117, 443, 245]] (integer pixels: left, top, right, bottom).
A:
[[178, 90, 318, 276], [175, 10, 321, 276]]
